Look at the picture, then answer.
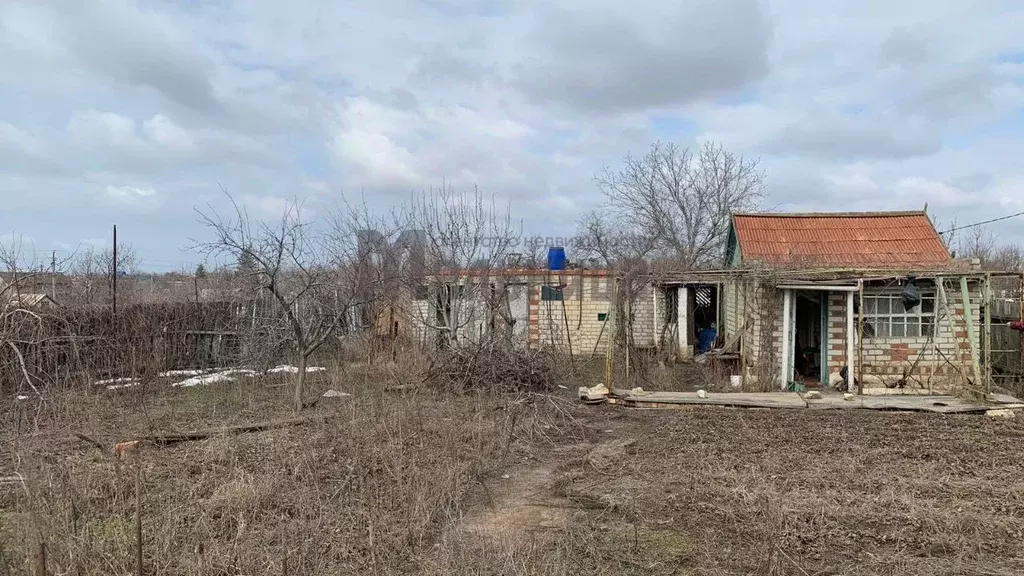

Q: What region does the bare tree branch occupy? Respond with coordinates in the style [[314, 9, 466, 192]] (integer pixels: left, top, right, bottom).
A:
[[593, 141, 764, 269]]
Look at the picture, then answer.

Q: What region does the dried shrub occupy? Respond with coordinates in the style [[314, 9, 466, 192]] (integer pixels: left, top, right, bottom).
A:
[[424, 340, 563, 394]]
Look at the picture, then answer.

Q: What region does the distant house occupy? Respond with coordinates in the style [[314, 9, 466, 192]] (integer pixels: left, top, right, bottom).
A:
[[7, 292, 58, 310]]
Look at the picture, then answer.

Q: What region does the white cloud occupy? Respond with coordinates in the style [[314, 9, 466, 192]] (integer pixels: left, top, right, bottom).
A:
[[239, 195, 314, 221], [1, 0, 1024, 270], [329, 97, 422, 187], [102, 184, 163, 212], [67, 110, 143, 149], [143, 114, 197, 152], [893, 177, 975, 208], [66, 109, 270, 169], [328, 95, 538, 192], [0, 121, 44, 157], [105, 185, 157, 199]]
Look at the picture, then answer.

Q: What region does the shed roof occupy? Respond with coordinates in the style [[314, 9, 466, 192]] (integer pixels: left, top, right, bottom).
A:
[[8, 293, 57, 308], [730, 211, 952, 269]]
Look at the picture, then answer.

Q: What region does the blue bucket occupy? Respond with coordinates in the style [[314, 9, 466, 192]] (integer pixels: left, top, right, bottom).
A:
[[547, 247, 566, 271]]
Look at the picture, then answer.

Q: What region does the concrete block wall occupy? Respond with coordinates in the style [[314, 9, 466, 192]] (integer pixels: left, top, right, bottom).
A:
[[744, 282, 781, 363], [825, 293, 850, 384], [401, 282, 500, 346], [630, 285, 657, 348], [739, 281, 783, 389], [653, 286, 670, 347], [722, 281, 738, 344], [533, 275, 614, 354], [406, 298, 433, 346]]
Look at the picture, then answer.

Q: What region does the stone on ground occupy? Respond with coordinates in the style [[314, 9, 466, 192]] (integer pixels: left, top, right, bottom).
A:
[[986, 409, 1015, 419]]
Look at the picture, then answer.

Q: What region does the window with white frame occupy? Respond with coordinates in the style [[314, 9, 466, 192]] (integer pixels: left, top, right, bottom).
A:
[[862, 292, 935, 338]]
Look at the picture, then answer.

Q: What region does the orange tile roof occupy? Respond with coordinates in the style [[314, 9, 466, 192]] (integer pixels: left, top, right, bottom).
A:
[[731, 211, 952, 269]]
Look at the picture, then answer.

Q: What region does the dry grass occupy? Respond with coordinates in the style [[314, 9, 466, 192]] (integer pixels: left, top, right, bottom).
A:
[[4, 361, 1024, 575], [0, 363, 586, 575]]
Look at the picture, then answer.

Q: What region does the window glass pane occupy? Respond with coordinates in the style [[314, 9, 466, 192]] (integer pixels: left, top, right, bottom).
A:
[[890, 318, 905, 337], [921, 297, 935, 314], [876, 298, 891, 315], [862, 321, 876, 339], [922, 322, 934, 337], [874, 319, 889, 338], [906, 320, 920, 338], [864, 298, 878, 315], [541, 286, 563, 301]]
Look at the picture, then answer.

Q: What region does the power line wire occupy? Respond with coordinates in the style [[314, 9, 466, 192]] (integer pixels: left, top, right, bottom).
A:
[[938, 210, 1024, 236]]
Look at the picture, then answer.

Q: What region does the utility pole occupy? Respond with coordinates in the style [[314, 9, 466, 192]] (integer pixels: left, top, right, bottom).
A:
[[51, 250, 56, 301], [112, 224, 118, 316]]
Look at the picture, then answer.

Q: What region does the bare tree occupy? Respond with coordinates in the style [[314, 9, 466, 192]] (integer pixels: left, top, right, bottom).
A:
[[66, 244, 139, 307], [990, 243, 1024, 273], [0, 238, 59, 398], [404, 185, 521, 347], [595, 141, 764, 269], [196, 195, 388, 411], [957, 227, 996, 264]]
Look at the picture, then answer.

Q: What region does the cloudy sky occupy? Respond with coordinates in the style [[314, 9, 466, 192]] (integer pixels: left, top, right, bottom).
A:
[[2, 0, 1024, 271]]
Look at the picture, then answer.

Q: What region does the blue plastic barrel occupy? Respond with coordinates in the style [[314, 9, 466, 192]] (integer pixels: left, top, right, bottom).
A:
[[547, 247, 566, 271]]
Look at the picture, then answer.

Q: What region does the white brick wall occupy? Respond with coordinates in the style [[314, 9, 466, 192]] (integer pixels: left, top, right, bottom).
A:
[[820, 280, 983, 392]]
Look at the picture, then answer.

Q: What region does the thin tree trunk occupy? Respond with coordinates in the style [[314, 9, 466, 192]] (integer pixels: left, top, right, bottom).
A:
[[294, 353, 307, 412]]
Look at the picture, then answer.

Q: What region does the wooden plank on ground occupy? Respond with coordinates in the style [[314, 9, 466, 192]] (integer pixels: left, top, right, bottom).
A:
[[988, 393, 1024, 404], [614, 390, 808, 409], [806, 394, 994, 414]]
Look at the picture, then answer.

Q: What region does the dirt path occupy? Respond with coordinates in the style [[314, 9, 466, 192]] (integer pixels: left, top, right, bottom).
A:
[[458, 432, 634, 541], [461, 464, 569, 539]]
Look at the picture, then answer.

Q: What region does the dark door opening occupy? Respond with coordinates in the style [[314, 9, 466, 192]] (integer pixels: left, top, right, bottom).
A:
[[792, 291, 824, 386], [689, 284, 720, 355]]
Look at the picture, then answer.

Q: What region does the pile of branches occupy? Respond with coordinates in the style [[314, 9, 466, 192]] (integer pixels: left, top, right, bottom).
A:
[[424, 339, 560, 394]]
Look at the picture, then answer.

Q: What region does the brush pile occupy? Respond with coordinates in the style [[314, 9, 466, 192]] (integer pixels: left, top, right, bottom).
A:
[[425, 340, 561, 394]]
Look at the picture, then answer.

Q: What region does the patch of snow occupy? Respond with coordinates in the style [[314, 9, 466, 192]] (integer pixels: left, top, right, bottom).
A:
[[172, 371, 236, 388], [106, 381, 140, 390], [222, 368, 258, 377], [322, 389, 351, 398], [16, 395, 29, 401], [158, 369, 206, 377], [94, 377, 136, 386], [267, 364, 326, 374], [168, 367, 258, 387]]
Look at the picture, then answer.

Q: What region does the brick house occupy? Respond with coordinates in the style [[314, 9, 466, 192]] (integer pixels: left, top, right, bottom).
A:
[[400, 210, 1013, 395], [711, 211, 1000, 394], [402, 268, 631, 353]]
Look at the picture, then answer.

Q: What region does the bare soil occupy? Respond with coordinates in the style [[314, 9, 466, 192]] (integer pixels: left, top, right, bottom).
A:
[[540, 404, 1024, 575], [4, 368, 1024, 575]]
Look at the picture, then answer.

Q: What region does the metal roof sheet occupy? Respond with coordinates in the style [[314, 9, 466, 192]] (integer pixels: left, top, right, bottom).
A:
[[732, 211, 952, 269]]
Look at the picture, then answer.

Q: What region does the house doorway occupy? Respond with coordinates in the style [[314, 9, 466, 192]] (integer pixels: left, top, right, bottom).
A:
[[791, 291, 827, 386], [688, 284, 720, 355]]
